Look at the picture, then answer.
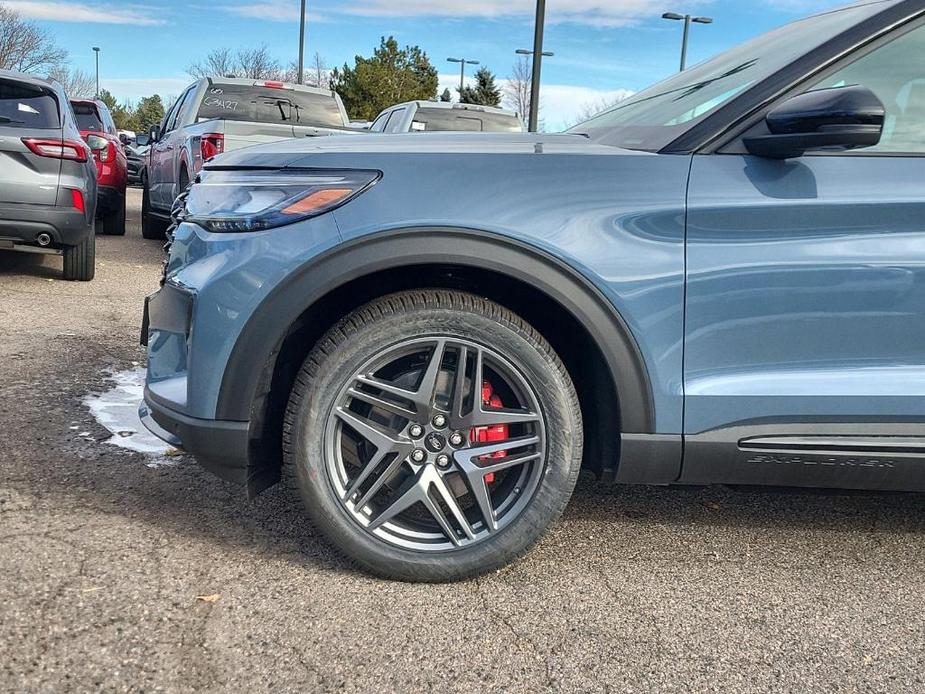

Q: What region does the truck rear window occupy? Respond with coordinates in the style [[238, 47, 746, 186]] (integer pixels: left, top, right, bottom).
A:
[[0, 82, 59, 129], [412, 108, 523, 133], [196, 85, 345, 128], [71, 102, 104, 132]]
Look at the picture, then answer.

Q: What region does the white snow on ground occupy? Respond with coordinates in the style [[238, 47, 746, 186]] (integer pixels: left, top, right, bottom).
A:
[[84, 366, 180, 465]]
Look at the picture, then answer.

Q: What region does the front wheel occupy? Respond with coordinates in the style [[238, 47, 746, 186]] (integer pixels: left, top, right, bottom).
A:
[[283, 290, 583, 582]]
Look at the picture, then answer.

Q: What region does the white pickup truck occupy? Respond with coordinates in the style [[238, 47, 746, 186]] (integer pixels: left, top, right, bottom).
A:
[[141, 77, 357, 239]]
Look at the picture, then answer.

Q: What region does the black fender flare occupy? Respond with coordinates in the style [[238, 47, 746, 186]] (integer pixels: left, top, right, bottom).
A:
[[216, 227, 655, 433]]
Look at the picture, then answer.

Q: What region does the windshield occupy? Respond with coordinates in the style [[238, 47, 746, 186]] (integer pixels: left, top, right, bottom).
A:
[[412, 108, 524, 133], [197, 85, 346, 128], [569, 1, 889, 151]]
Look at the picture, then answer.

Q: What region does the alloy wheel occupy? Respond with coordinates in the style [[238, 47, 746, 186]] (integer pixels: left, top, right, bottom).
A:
[[323, 336, 547, 552]]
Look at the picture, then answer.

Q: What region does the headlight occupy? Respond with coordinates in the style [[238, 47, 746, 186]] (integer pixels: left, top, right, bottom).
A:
[[184, 169, 380, 233]]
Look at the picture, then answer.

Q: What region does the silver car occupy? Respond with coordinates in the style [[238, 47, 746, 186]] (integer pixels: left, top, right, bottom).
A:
[[0, 70, 97, 281]]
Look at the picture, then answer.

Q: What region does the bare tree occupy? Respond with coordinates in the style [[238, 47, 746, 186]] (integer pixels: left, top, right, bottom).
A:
[[188, 45, 282, 81], [571, 93, 631, 126], [187, 47, 237, 79], [0, 5, 67, 74], [235, 45, 281, 80], [47, 64, 95, 97], [308, 52, 328, 89], [503, 56, 532, 128]]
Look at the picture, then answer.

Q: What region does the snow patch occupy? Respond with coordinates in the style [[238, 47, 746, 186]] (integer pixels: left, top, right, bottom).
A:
[[84, 367, 180, 465]]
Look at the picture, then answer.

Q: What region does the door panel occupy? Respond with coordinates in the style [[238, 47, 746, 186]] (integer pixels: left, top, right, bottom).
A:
[[685, 154, 925, 436]]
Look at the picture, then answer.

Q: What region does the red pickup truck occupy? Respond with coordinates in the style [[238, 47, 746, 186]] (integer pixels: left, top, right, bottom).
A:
[[70, 98, 127, 235]]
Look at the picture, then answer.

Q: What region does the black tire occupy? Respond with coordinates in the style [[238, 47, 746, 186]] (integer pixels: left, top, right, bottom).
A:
[[62, 230, 95, 281], [141, 179, 167, 240], [282, 290, 583, 582], [99, 196, 126, 236]]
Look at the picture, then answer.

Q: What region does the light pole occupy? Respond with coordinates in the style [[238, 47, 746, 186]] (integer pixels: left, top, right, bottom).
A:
[[517, 0, 553, 133], [297, 0, 307, 84], [515, 47, 553, 133], [446, 57, 480, 96], [92, 46, 100, 98], [662, 12, 712, 71]]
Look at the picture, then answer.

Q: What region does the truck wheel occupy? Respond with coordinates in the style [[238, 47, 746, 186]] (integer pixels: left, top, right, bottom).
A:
[[62, 231, 95, 281], [100, 196, 126, 236], [282, 290, 584, 582], [141, 181, 167, 240]]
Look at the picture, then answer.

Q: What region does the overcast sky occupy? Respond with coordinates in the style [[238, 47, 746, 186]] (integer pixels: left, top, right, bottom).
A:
[[7, 0, 850, 129]]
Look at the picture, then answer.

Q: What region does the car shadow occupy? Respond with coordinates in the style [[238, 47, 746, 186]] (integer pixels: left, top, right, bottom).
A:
[[0, 249, 61, 280]]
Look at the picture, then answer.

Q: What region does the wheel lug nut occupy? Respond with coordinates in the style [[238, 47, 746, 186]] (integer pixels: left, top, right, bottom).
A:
[[409, 424, 424, 438], [449, 432, 465, 447], [436, 454, 451, 468], [411, 449, 426, 463], [432, 414, 447, 428]]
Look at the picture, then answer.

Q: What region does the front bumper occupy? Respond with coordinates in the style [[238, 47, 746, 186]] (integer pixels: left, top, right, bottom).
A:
[[0, 201, 94, 247], [141, 389, 251, 486]]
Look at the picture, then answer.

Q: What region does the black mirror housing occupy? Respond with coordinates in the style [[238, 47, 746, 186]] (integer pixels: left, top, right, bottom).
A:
[[149, 125, 161, 143], [744, 85, 884, 159]]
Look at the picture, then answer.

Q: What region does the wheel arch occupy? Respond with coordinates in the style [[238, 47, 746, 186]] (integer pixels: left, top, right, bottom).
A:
[[220, 227, 656, 492]]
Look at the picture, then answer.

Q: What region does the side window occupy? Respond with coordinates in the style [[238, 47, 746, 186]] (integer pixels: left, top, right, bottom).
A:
[[165, 87, 193, 133], [809, 22, 925, 154], [370, 111, 390, 132], [385, 108, 406, 132]]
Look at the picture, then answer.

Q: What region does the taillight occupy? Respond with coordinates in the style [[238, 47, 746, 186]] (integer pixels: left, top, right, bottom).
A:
[[263, 81, 285, 89], [200, 133, 224, 162], [22, 138, 88, 162], [69, 188, 86, 213]]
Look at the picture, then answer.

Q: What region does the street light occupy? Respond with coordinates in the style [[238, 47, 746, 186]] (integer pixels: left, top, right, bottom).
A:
[[297, 0, 307, 84], [92, 47, 100, 98], [517, 0, 553, 133], [662, 12, 712, 71], [515, 48, 553, 134], [446, 57, 480, 95]]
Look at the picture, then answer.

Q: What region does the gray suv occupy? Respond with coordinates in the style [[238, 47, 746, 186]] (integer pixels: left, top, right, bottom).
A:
[[0, 70, 97, 281]]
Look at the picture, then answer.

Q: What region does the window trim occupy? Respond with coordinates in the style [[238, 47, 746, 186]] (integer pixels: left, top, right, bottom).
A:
[[714, 13, 925, 158]]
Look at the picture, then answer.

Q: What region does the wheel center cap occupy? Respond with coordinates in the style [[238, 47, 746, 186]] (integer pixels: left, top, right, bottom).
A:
[[424, 432, 447, 453]]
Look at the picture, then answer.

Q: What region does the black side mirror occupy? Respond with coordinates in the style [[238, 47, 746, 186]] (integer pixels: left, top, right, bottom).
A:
[[744, 85, 884, 159], [149, 125, 161, 143]]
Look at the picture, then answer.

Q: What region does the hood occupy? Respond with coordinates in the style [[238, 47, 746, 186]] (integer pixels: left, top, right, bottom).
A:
[[207, 132, 642, 170]]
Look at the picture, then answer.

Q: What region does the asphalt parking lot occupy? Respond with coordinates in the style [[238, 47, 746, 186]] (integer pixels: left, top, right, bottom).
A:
[[1, 188, 924, 692]]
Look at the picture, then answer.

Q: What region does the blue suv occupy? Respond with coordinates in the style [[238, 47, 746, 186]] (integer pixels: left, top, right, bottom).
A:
[[142, 0, 925, 581]]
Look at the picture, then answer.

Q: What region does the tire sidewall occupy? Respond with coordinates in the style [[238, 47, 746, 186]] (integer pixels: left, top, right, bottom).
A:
[[288, 300, 582, 581]]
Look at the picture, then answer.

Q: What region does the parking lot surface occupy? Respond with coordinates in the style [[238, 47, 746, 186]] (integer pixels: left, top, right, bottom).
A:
[[1, 189, 924, 693]]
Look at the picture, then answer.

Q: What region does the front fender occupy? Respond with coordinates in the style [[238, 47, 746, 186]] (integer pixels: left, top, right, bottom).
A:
[[215, 226, 656, 434]]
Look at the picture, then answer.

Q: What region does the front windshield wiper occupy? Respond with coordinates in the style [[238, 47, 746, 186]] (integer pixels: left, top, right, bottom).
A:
[[0, 115, 25, 124], [598, 59, 759, 115], [672, 60, 757, 101]]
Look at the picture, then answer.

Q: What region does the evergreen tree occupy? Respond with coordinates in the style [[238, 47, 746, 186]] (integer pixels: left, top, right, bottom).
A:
[[330, 37, 438, 121], [458, 67, 501, 107]]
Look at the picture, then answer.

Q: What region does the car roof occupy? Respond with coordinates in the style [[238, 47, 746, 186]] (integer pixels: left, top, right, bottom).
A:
[[387, 101, 520, 116], [0, 68, 58, 91], [203, 76, 337, 97]]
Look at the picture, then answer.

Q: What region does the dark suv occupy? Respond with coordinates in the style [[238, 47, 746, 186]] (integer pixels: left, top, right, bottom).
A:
[[143, 0, 925, 580], [0, 70, 97, 280]]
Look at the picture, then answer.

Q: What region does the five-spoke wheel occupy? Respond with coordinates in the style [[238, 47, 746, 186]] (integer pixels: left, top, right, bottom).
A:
[[284, 291, 583, 581]]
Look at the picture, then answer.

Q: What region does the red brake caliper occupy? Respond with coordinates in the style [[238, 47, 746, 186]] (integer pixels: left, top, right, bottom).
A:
[[470, 380, 509, 484]]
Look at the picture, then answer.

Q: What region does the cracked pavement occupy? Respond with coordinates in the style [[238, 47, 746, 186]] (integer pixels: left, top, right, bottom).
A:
[[1, 189, 924, 692]]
